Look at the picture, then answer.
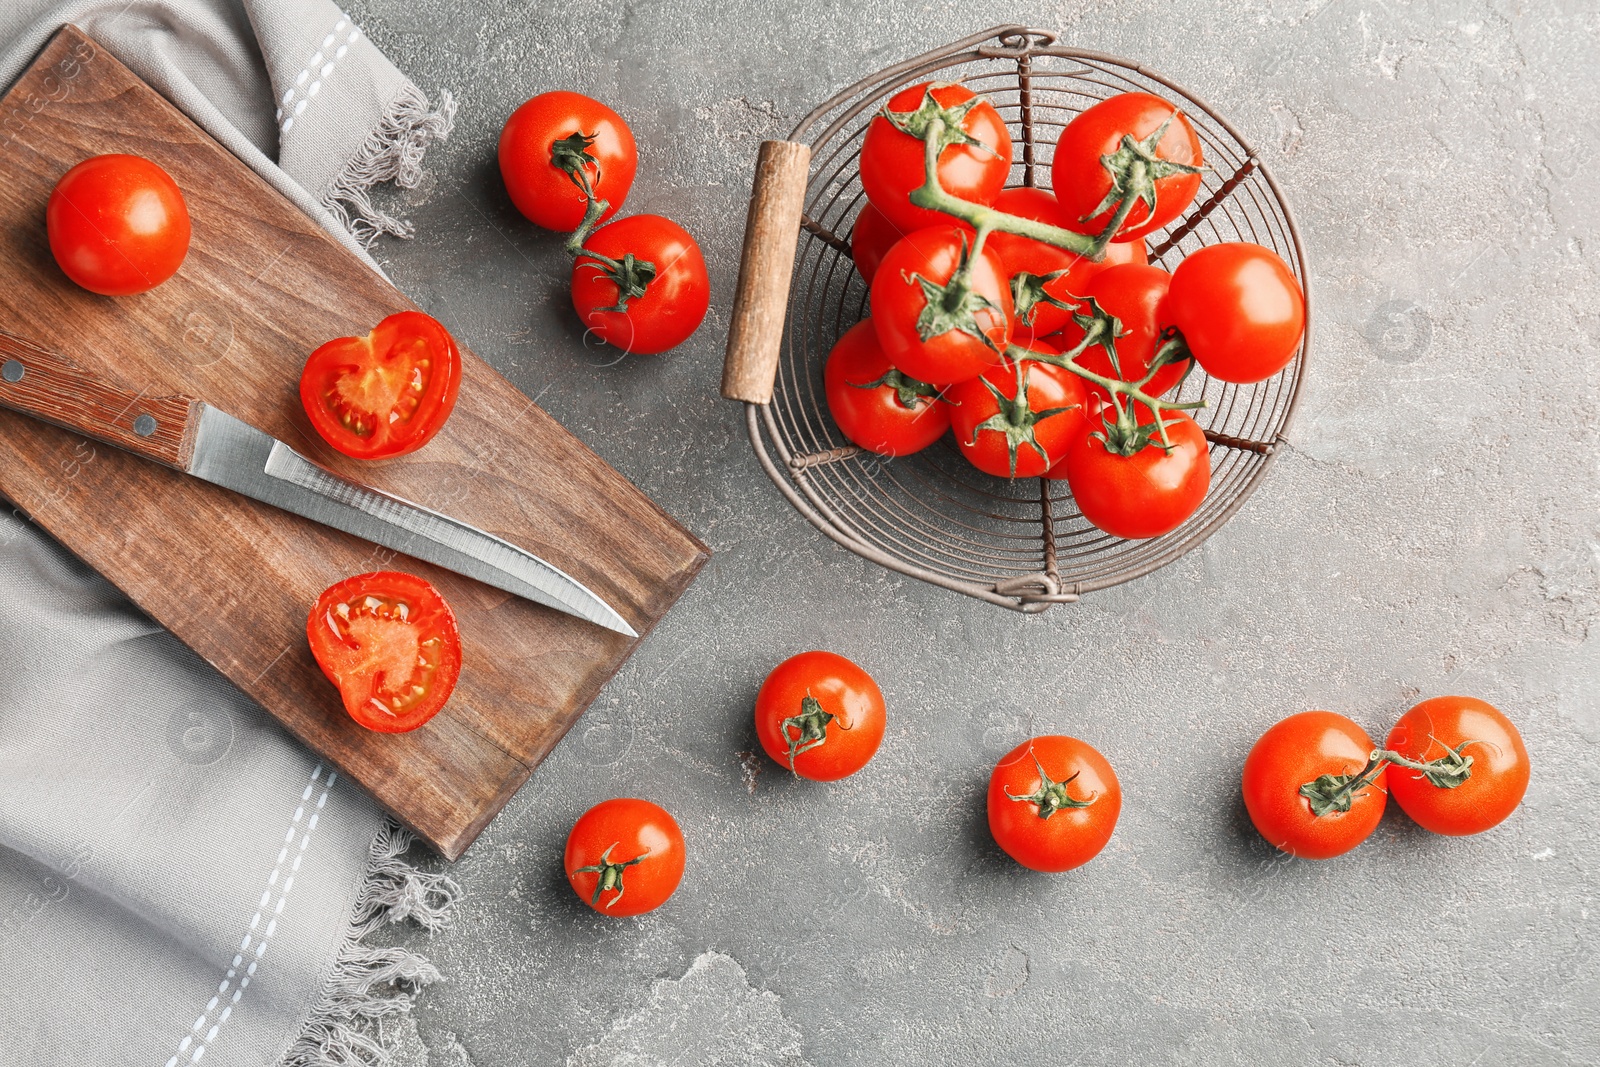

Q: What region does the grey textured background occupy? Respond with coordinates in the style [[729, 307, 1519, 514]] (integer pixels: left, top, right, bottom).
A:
[[338, 1, 1597, 1063]]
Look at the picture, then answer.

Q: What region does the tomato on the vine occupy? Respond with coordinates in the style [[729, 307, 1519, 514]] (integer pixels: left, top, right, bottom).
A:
[[860, 81, 1013, 234], [499, 91, 637, 232], [987, 187, 1146, 336], [947, 351, 1087, 479], [988, 735, 1121, 873], [1384, 696, 1529, 836], [1059, 403, 1209, 537], [1242, 711, 1387, 860], [851, 201, 935, 286], [869, 226, 1012, 386], [571, 214, 709, 354], [564, 798, 685, 916], [47, 154, 190, 296], [307, 571, 462, 734], [1162, 242, 1305, 384], [1061, 264, 1189, 398], [824, 320, 949, 456], [1051, 92, 1203, 243], [300, 310, 463, 460]]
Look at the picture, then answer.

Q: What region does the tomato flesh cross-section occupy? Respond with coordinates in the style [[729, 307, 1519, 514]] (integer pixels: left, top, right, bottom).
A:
[[307, 571, 462, 733]]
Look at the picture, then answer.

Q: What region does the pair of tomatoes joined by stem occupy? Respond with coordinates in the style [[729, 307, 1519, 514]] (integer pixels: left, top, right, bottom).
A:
[[1057, 399, 1211, 539], [564, 797, 686, 916], [754, 651, 886, 781], [988, 735, 1121, 872], [947, 349, 1088, 479], [1051, 92, 1204, 243], [1162, 242, 1306, 384], [572, 214, 711, 355], [870, 225, 1012, 386], [47, 154, 191, 296], [307, 571, 462, 733], [1384, 696, 1529, 836], [499, 91, 637, 231], [1242, 711, 1386, 860], [824, 319, 949, 456], [987, 187, 1147, 336], [861, 81, 1013, 234], [300, 310, 463, 460]]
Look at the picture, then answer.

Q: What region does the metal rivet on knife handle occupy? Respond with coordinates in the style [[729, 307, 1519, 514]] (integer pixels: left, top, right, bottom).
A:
[[133, 413, 157, 437], [1, 359, 22, 383], [721, 139, 811, 405]]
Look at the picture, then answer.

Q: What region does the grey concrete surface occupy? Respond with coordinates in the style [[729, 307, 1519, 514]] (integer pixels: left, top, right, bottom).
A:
[[340, 0, 1599, 1063]]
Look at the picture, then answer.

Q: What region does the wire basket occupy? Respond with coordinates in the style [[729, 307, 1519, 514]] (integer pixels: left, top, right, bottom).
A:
[[724, 24, 1309, 612]]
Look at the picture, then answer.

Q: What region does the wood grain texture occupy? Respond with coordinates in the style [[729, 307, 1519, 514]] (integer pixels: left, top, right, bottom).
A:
[[721, 139, 810, 404], [0, 27, 708, 860], [0, 329, 201, 469]]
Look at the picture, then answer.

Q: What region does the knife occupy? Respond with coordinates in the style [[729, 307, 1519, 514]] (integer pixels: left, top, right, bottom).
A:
[[0, 330, 637, 637]]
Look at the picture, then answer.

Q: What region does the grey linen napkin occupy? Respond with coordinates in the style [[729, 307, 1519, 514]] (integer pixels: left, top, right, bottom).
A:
[[0, 3, 461, 1066]]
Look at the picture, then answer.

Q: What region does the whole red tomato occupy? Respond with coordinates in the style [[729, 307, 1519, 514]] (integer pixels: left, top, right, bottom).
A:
[[1060, 405, 1209, 537], [1061, 264, 1188, 398], [947, 353, 1087, 478], [572, 214, 710, 354], [1162, 242, 1305, 384], [824, 320, 949, 456], [300, 310, 462, 460], [988, 735, 1121, 873], [499, 91, 637, 231], [870, 226, 1012, 386], [564, 798, 685, 916], [1241, 711, 1387, 860], [1051, 92, 1203, 242], [307, 571, 462, 733], [987, 187, 1146, 336], [754, 651, 886, 781], [860, 81, 1013, 234], [47, 154, 191, 296], [1384, 696, 1530, 836]]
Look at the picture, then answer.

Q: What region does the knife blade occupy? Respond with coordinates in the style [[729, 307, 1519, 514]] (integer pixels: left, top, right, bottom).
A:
[[0, 330, 637, 637]]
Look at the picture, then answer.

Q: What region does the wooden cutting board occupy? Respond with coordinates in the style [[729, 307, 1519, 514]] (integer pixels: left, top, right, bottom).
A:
[[0, 26, 708, 860]]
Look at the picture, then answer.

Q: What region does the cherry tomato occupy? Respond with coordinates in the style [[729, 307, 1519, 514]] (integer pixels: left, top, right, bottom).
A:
[[47, 154, 191, 296], [860, 81, 1013, 234], [1162, 242, 1305, 384], [498, 91, 637, 232], [1060, 404, 1209, 537], [988, 735, 1121, 873], [987, 187, 1146, 336], [1051, 92, 1203, 242], [564, 798, 685, 916], [947, 351, 1087, 479], [824, 320, 949, 456], [754, 651, 886, 781], [1384, 696, 1530, 836], [307, 571, 462, 733], [870, 226, 1012, 386], [1241, 711, 1387, 860], [572, 214, 710, 355], [1060, 263, 1188, 398], [300, 310, 462, 460]]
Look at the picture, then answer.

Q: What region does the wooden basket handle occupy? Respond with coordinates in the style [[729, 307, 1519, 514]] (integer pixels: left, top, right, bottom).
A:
[[721, 139, 812, 404]]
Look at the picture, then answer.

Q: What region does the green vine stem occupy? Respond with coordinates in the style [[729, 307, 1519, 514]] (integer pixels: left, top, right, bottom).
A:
[[1299, 742, 1482, 817], [551, 130, 657, 312]]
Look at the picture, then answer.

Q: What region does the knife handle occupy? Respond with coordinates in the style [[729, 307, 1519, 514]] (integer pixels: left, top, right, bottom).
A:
[[0, 330, 202, 470]]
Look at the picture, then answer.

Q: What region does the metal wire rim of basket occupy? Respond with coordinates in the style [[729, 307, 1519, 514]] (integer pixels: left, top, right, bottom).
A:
[[744, 24, 1310, 613]]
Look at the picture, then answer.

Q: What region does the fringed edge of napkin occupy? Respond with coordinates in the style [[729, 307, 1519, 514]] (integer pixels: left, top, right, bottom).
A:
[[279, 821, 462, 1067], [322, 85, 457, 247]]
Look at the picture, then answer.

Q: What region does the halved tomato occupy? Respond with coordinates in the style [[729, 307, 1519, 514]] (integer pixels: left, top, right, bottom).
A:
[[299, 311, 463, 460], [307, 571, 462, 733]]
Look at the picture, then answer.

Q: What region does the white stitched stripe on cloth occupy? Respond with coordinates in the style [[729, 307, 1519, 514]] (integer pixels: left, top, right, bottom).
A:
[[163, 764, 338, 1067], [274, 18, 362, 134]]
